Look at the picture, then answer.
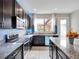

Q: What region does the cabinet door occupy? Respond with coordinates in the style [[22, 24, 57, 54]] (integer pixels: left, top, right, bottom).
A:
[[49, 40, 56, 59], [0, 0, 3, 28], [3, 0, 13, 29], [49, 40, 53, 59], [14, 50, 22, 59], [32, 36, 45, 46], [2, 0, 17, 29]]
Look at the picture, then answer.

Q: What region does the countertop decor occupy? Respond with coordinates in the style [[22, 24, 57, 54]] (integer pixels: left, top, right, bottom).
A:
[[66, 31, 78, 45]]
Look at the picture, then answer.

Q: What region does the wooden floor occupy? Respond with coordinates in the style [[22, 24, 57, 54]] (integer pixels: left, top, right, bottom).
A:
[[24, 46, 50, 59]]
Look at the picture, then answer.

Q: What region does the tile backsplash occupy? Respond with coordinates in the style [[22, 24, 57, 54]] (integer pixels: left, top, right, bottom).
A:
[[0, 29, 18, 45]]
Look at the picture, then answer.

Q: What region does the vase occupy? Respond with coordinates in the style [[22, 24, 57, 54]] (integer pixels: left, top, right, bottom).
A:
[[69, 38, 74, 45]]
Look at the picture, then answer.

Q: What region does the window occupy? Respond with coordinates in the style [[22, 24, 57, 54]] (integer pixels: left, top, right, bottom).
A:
[[34, 18, 55, 33], [60, 19, 67, 37]]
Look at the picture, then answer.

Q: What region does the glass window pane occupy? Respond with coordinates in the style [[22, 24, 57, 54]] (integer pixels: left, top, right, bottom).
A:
[[34, 18, 55, 33], [60, 19, 67, 37]]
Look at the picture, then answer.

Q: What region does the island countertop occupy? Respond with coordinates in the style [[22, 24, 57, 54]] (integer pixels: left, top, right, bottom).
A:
[[49, 37, 79, 59], [0, 43, 23, 59], [33, 33, 58, 36]]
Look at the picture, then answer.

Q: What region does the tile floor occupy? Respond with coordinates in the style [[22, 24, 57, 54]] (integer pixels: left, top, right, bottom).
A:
[[24, 46, 50, 59]]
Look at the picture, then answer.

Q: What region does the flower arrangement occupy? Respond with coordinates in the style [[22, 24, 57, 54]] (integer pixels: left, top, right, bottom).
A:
[[66, 31, 78, 39]]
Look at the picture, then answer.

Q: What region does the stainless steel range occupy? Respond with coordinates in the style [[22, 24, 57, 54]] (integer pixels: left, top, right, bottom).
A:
[[5, 34, 19, 43]]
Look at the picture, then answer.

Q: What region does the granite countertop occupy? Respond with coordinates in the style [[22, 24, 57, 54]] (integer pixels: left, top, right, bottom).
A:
[[32, 33, 59, 36], [17, 35, 33, 43], [50, 37, 79, 59], [0, 43, 23, 59], [0, 35, 33, 59]]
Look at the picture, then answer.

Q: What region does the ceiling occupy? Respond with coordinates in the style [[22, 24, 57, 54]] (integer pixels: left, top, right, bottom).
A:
[[16, 0, 79, 14]]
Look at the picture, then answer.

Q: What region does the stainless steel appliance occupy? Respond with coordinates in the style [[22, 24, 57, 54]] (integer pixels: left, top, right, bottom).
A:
[[5, 34, 18, 43]]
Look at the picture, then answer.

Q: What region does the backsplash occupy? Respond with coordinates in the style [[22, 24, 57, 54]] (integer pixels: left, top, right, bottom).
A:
[[0, 29, 18, 45]]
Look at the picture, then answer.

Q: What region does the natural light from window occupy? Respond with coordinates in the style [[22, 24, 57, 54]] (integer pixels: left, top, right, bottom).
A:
[[34, 18, 55, 33]]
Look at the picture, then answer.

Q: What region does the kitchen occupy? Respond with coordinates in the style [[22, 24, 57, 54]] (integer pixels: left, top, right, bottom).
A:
[[0, 0, 79, 59]]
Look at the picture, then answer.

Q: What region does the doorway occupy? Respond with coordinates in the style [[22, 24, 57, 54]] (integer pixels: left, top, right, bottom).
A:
[[60, 19, 67, 37]]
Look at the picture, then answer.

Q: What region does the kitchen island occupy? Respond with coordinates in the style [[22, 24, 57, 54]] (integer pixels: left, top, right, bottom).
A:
[[49, 37, 79, 59]]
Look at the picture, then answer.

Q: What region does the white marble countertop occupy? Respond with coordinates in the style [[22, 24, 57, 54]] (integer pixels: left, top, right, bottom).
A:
[[17, 35, 33, 43], [50, 37, 79, 59], [0, 43, 23, 59], [32, 33, 59, 36]]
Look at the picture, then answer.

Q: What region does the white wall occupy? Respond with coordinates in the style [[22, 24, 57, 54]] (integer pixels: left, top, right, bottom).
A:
[[71, 10, 79, 43], [71, 10, 79, 33], [56, 14, 70, 35]]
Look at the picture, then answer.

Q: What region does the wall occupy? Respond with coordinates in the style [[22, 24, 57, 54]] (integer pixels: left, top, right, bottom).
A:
[[18, 29, 26, 38], [55, 14, 71, 35], [71, 10, 79, 43], [71, 10, 79, 33]]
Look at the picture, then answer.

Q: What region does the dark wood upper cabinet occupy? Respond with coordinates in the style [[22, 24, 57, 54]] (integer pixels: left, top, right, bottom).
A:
[[15, 2, 27, 29], [0, 0, 30, 29], [3, 0, 13, 29], [3, 0, 13, 16], [0, 0, 24, 29], [0, 0, 3, 28], [15, 2, 24, 19], [0, 0, 15, 29], [15, 2, 33, 30]]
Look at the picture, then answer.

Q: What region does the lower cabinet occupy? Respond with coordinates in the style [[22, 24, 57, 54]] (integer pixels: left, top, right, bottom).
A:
[[23, 37, 33, 55], [49, 40, 56, 59], [5, 45, 23, 59], [32, 36, 45, 46], [49, 40, 53, 59], [56, 47, 69, 59], [49, 40, 69, 59]]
